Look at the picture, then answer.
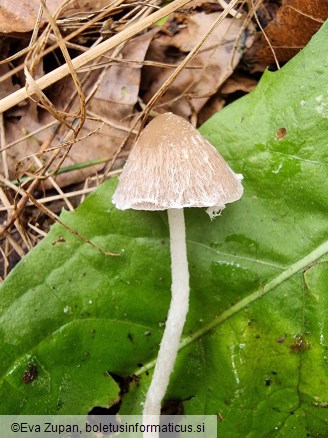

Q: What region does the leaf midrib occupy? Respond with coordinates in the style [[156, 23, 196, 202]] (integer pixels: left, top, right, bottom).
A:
[[189, 240, 285, 269], [134, 238, 328, 376]]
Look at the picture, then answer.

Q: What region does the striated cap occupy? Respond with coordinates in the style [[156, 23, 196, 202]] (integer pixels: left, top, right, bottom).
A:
[[112, 113, 243, 217]]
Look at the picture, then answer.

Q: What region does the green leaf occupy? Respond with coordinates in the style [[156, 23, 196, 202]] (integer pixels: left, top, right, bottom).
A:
[[1, 21, 328, 436]]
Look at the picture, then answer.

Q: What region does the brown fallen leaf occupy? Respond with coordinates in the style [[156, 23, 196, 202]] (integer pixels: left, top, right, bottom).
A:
[[0, 65, 20, 99], [0, 0, 67, 33], [74, 0, 117, 11], [142, 12, 245, 120], [197, 73, 257, 125], [220, 74, 257, 94], [245, 0, 328, 71], [0, 0, 113, 34], [1, 30, 157, 188], [197, 94, 226, 126]]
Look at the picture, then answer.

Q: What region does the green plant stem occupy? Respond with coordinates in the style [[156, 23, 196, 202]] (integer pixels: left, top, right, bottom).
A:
[[9, 157, 109, 186]]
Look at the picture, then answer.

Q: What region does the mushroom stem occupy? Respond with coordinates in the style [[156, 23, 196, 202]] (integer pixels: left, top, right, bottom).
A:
[[143, 208, 190, 428]]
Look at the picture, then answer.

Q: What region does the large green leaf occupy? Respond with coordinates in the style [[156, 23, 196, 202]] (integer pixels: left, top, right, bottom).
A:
[[1, 21, 328, 436]]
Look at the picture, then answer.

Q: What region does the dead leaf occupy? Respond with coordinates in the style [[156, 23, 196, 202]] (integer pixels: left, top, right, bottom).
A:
[[0, 0, 124, 34], [197, 95, 225, 126], [220, 74, 257, 94], [197, 74, 256, 125], [73, 0, 118, 11], [245, 0, 328, 71], [0, 65, 20, 99], [0, 0, 66, 33], [94, 30, 158, 106], [142, 13, 245, 119], [1, 30, 156, 188]]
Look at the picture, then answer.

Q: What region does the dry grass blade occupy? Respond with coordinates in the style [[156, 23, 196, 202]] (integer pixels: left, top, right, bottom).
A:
[[24, 0, 85, 130], [0, 0, 194, 114], [1, 13, 105, 239], [22, 191, 120, 258], [0, 5, 122, 84], [250, 0, 280, 69], [102, 0, 243, 177], [143, 0, 243, 117], [1, 0, 194, 244], [0, 0, 252, 279]]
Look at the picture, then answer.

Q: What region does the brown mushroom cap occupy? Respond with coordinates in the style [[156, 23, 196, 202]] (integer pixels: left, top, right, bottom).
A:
[[112, 113, 243, 216]]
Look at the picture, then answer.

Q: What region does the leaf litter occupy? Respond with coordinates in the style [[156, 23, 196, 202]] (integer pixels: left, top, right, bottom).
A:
[[0, 0, 327, 281], [0, 1, 325, 435], [142, 11, 247, 119], [0, 0, 247, 278], [245, 0, 328, 71]]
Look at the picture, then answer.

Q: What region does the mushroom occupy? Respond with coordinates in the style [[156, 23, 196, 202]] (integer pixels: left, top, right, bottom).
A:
[[112, 113, 243, 428]]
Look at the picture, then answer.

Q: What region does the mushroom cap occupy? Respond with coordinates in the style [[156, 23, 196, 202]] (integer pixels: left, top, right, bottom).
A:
[[112, 113, 243, 216]]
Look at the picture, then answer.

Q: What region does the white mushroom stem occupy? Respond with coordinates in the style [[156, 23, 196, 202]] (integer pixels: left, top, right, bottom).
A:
[[143, 208, 190, 433]]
